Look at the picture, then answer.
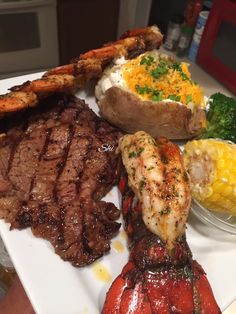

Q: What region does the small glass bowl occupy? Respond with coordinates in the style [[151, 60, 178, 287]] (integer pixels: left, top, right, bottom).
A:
[[191, 200, 236, 234]]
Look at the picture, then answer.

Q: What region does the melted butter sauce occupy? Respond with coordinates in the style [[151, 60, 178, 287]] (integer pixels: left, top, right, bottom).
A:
[[107, 191, 113, 197], [76, 308, 89, 314], [112, 240, 125, 253], [119, 229, 128, 240], [92, 262, 112, 282]]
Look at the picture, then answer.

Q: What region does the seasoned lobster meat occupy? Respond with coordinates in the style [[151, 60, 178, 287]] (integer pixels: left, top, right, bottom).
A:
[[118, 132, 191, 250]]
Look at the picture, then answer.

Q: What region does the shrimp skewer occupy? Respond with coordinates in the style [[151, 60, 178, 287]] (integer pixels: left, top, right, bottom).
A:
[[0, 26, 163, 117]]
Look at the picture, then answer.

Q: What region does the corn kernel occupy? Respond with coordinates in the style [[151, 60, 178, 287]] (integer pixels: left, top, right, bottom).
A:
[[208, 193, 220, 202], [211, 181, 224, 194], [184, 139, 236, 216], [221, 185, 233, 197], [217, 159, 225, 169]]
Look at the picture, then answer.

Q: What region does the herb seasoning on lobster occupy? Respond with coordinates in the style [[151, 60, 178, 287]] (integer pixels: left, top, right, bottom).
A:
[[102, 131, 220, 313]]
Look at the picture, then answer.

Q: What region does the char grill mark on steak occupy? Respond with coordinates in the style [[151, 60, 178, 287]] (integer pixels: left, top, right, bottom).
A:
[[56, 134, 90, 203], [0, 94, 121, 266], [30, 124, 70, 203], [9, 125, 48, 202], [53, 124, 75, 202]]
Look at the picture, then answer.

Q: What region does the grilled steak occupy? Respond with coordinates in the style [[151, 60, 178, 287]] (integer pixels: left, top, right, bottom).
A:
[[0, 94, 121, 266]]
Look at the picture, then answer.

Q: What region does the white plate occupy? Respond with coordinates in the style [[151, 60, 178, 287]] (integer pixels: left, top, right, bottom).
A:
[[0, 73, 236, 314]]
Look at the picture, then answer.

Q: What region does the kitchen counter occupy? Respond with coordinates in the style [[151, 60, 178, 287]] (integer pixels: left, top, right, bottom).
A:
[[187, 61, 233, 97]]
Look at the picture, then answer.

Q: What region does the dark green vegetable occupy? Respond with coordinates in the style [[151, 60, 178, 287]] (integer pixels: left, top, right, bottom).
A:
[[168, 94, 181, 102], [152, 90, 163, 101], [186, 94, 192, 103], [135, 84, 152, 95], [200, 93, 236, 143], [140, 55, 154, 66], [171, 62, 192, 83], [135, 84, 163, 101], [151, 60, 168, 79]]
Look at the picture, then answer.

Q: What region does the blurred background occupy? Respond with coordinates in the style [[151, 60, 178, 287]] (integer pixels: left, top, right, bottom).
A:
[[0, 0, 209, 76], [0, 0, 235, 91]]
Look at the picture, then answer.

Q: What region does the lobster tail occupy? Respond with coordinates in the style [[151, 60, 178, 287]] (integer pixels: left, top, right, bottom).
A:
[[103, 167, 221, 313]]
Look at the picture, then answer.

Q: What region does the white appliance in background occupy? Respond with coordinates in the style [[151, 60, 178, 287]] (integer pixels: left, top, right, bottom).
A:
[[117, 0, 152, 37], [0, 0, 59, 79]]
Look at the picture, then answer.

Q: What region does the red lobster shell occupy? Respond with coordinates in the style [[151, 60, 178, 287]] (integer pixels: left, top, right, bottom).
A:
[[102, 174, 221, 313]]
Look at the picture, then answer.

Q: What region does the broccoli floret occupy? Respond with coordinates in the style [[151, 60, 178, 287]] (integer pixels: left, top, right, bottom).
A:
[[200, 93, 236, 143]]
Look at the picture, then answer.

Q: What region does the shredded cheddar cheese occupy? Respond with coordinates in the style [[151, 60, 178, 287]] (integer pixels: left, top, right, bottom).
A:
[[121, 52, 204, 107]]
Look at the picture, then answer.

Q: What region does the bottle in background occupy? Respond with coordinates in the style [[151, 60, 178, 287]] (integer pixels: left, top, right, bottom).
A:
[[176, 0, 203, 57], [188, 11, 209, 62], [163, 14, 184, 52], [176, 25, 194, 57], [184, 0, 204, 27]]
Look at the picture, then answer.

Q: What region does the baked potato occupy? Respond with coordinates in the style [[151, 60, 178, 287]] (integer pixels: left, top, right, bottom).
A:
[[95, 51, 206, 139]]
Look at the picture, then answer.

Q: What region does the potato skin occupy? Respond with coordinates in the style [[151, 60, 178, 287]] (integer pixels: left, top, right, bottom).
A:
[[98, 86, 206, 140]]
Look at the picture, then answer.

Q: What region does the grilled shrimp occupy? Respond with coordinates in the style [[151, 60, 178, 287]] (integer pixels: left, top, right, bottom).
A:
[[118, 131, 191, 249], [0, 25, 163, 117]]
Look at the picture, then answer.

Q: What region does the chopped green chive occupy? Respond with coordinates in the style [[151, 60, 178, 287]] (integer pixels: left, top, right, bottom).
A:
[[151, 60, 168, 79], [168, 94, 181, 102], [135, 84, 152, 95], [172, 62, 182, 71], [152, 90, 163, 102], [171, 62, 193, 83], [140, 55, 154, 66], [136, 84, 163, 102], [186, 94, 192, 103], [160, 206, 171, 215], [129, 151, 136, 158], [137, 147, 145, 156]]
